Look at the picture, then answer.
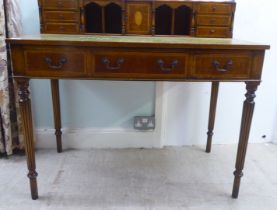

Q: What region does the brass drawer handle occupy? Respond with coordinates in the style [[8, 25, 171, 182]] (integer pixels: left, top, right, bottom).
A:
[[212, 60, 233, 72], [101, 57, 124, 70], [157, 59, 179, 73], [44, 57, 67, 69]]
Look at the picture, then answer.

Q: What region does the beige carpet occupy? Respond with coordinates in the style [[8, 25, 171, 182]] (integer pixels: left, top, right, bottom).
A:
[[1, 144, 277, 210]]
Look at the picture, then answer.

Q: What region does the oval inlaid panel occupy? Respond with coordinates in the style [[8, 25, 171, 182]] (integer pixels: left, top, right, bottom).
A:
[[134, 11, 143, 26]]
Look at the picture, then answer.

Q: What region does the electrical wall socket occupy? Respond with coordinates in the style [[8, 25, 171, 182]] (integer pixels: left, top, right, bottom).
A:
[[134, 116, 155, 130]]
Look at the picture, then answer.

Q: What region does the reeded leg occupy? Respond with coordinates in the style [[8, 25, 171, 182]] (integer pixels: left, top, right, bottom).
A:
[[232, 81, 260, 198], [16, 78, 38, 200], [51, 79, 62, 153], [206, 81, 219, 153]]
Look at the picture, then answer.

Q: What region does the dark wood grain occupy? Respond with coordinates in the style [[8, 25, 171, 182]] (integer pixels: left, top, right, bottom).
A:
[[196, 2, 233, 14], [8, 35, 269, 50], [51, 79, 62, 153], [195, 26, 230, 38], [43, 11, 79, 22], [191, 51, 252, 79], [197, 15, 231, 26], [8, 38, 268, 81], [7, 35, 269, 200], [94, 51, 188, 78], [38, 0, 236, 38], [126, 2, 151, 34], [206, 81, 219, 153], [41, 0, 78, 10], [15, 78, 38, 200], [232, 81, 260, 198], [43, 23, 79, 34]]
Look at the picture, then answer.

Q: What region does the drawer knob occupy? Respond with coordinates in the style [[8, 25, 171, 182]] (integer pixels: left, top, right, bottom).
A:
[[102, 57, 124, 70], [59, 15, 65, 20], [57, 1, 63, 8], [210, 29, 216, 34], [212, 6, 217, 12], [44, 57, 67, 70], [59, 26, 65, 32], [157, 59, 179, 73], [212, 60, 233, 72], [210, 19, 216, 24]]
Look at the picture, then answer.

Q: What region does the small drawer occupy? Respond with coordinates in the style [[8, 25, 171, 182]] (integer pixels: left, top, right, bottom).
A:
[[43, 11, 79, 22], [43, 23, 79, 34], [41, 0, 78, 10], [196, 27, 230, 38], [94, 52, 187, 78], [24, 48, 88, 77], [197, 15, 231, 26], [197, 3, 232, 14], [190, 52, 252, 79]]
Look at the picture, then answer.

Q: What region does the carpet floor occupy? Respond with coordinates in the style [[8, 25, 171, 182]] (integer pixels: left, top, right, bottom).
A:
[[0, 144, 277, 210]]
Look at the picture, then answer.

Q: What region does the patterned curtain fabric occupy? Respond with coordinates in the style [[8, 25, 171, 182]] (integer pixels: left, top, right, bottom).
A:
[[0, 0, 23, 156]]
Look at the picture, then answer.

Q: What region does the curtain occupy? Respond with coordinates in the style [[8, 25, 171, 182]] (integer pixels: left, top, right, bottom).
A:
[[0, 0, 23, 156]]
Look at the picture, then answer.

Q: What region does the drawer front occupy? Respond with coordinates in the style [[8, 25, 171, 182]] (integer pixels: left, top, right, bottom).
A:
[[43, 23, 79, 34], [197, 15, 231, 26], [24, 48, 88, 77], [42, 0, 78, 10], [94, 52, 187, 78], [197, 3, 232, 14], [126, 3, 151, 34], [196, 27, 229, 38], [43, 11, 79, 22], [190, 52, 252, 79]]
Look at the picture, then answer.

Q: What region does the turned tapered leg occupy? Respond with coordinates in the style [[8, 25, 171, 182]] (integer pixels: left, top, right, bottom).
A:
[[206, 81, 219, 153], [232, 81, 260, 199], [51, 79, 62, 153], [16, 78, 38, 200]]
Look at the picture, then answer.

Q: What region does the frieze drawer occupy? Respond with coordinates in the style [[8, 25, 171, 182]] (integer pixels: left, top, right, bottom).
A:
[[190, 52, 252, 79], [24, 48, 89, 77], [94, 52, 188, 78]]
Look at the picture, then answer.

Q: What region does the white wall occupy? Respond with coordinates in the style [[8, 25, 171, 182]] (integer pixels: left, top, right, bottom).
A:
[[17, 0, 277, 148], [18, 0, 156, 130], [163, 0, 277, 145]]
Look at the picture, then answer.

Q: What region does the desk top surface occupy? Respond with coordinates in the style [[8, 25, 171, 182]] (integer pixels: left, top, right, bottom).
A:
[[7, 34, 270, 50]]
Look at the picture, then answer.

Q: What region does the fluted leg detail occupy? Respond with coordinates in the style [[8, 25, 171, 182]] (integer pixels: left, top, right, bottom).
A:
[[206, 81, 219, 153], [51, 79, 62, 153], [16, 78, 38, 200], [232, 81, 260, 198]]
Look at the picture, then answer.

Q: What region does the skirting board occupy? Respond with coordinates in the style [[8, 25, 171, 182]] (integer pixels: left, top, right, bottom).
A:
[[36, 129, 161, 149], [35, 127, 273, 150], [35, 128, 163, 149]]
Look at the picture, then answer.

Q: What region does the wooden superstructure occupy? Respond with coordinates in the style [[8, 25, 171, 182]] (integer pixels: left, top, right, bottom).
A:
[[38, 0, 236, 38]]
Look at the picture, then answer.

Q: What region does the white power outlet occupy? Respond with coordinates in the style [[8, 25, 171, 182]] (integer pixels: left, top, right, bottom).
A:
[[134, 116, 155, 130]]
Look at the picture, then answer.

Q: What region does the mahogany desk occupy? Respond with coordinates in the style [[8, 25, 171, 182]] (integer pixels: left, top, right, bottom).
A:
[[6, 34, 269, 200]]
